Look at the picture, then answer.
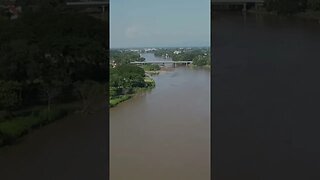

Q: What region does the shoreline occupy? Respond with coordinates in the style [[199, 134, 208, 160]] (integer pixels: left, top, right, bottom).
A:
[[0, 84, 106, 148], [189, 64, 211, 69], [109, 64, 210, 108], [109, 76, 156, 108], [0, 102, 80, 148], [0, 95, 108, 179]]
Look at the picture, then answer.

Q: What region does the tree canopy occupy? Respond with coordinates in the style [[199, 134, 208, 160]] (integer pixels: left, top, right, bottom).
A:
[[0, 6, 108, 113], [264, 0, 320, 14]]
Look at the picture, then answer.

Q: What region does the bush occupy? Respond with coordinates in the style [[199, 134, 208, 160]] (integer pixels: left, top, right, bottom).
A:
[[0, 81, 22, 110]]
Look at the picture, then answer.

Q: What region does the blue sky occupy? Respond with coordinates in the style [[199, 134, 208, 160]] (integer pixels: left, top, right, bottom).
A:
[[110, 0, 210, 48]]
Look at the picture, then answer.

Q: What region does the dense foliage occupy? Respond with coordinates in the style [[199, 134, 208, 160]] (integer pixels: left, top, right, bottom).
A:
[[154, 49, 174, 57], [110, 50, 145, 65], [307, 0, 320, 10], [110, 64, 146, 98], [142, 64, 161, 71], [109, 50, 157, 107], [154, 48, 210, 66], [265, 0, 320, 14], [0, 5, 108, 117], [0, 0, 108, 146]]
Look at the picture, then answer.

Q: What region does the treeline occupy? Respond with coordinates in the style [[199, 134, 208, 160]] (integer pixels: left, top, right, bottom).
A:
[[0, 2, 108, 145], [0, 10, 108, 111], [110, 50, 145, 65], [172, 49, 210, 66], [110, 64, 146, 96], [109, 52, 155, 107], [154, 49, 173, 57], [154, 48, 211, 66], [265, 0, 320, 14], [142, 64, 161, 71]]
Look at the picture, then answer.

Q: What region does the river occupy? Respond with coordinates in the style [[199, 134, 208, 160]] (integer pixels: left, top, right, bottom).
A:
[[213, 11, 320, 180], [110, 53, 210, 180]]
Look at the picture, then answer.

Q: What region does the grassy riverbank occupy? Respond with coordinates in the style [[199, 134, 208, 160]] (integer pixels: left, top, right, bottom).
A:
[[189, 64, 211, 69], [109, 95, 132, 108], [0, 82, 106, 148], [0, 102, 80, 147], [109, 76, 156, 108]]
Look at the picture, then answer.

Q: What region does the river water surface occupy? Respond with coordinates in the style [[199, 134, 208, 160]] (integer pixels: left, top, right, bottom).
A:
[[213, 11, 320, 180], [110, 53, 210, 180]]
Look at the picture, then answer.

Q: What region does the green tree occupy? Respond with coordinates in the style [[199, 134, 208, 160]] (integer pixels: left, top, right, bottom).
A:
[[307, 0, 320, 10], [265, 0, 307, 14], [0, 81, 22, 112], [193, 55, 207, 66], [74, 80, 102, 113]]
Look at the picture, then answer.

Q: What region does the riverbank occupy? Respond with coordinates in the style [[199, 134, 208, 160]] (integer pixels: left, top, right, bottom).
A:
[[0, 102, 80, 147], [0, 83, 106, 148], [0, 93, 108, 180], [145, 67, 175, 75], [110, 67, 210, 180], [248, 8, 320, 23], [109, 76, 155, 108], [189, 64, 211, 69]]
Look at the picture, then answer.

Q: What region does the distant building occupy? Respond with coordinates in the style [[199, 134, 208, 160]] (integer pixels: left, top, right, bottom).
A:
[[173, 50, 181, 54], [110, 60, 117, 68], [144, 48, 157, 52]]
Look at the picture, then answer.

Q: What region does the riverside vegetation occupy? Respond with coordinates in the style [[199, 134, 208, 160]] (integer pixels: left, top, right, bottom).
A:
[[109, 51, 157, 107], [154, 47, 211, 67], [108, 47, 210, 107], [252, 0, 320, 21], [0, 1, 108, 146]]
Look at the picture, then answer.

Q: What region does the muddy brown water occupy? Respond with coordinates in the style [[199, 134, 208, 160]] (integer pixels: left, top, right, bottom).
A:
[[110, 53, 211, 180], [0, 100, 108, 180]]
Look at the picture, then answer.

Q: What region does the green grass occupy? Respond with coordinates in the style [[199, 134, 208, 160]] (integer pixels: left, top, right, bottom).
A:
[[189, 64, 211, 69], [0, 103, 78, 147], [109, 77, 156, 108], [109, 95, 132, 107], [141, 64, 161, 71], [144, 76, 153, 83]]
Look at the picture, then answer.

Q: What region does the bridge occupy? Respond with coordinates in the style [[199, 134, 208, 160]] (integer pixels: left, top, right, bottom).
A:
[[212, 0, 264, 11], [130, 61, 193, 67]]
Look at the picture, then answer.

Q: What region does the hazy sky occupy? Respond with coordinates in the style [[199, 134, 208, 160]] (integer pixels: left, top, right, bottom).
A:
[[110, 0, 210, 48]]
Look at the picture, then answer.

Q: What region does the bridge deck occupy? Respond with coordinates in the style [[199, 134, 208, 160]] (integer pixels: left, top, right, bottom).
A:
[[131, 61, 193, 64]]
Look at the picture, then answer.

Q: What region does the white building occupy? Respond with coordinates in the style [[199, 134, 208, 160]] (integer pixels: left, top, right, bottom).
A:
[[173, 50, 181, 54]]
